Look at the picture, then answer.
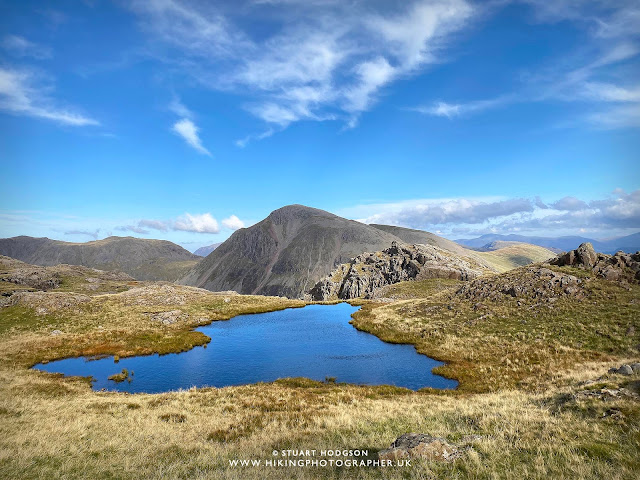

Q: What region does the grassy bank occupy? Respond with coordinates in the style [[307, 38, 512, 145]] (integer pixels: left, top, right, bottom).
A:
[[0, 265, 639, 479]]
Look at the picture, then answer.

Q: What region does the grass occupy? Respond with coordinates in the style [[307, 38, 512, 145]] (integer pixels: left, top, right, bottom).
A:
[[351, 266, 640, 393], [475, 244, 556, 273], [0, 261, 638, 479]]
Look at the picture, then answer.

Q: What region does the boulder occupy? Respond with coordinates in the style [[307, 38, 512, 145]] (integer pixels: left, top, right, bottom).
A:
[[550, 243, 640, 284], [378, 433, 462, 462], [617, 364, 634, 376]]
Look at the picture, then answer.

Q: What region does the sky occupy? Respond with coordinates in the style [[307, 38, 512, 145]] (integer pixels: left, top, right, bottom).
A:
[[0, 0, 638, 251]]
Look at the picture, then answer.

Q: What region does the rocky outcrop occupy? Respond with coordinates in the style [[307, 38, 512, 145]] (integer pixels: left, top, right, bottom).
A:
[[550, 242, 640, 283], [0, 291, 91, 314], [0, 267, 61, 291], [308, 242, 485, 301], [456, 266, 585, 302], [378, 433, 463, 462]]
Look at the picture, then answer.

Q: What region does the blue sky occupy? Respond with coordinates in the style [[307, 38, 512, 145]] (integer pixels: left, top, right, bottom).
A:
[[1, 0, 638, 251]]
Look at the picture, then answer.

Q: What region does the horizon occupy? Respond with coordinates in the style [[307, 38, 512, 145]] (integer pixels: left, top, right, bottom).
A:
[[1, 200, 638, 254], [1, 1, 639, 249]]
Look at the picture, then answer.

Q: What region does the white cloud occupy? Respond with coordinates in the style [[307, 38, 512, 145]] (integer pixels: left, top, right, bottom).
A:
[[411, 2, 640, 128], [0, 67, 99, 126], [118, 213, 229, 234], [172, 118, 211, 155], [138, 219, 169, 232], [580, 82, 640, 102], [221, 215, 245, 230], [340, 190, 640, 237], [127, 0, 476, 141], [550, 196, 588, 211], [352, 197, 535, 228], [2, 35, 52, 59], [116, 225, 149, 234], [174, 213, 219, 233]]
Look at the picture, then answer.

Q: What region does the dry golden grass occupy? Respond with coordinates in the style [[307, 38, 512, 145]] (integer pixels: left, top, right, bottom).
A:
[[475, 244, 556, 273], [1, 359, 638, 479], [0, 263, 639, 479]]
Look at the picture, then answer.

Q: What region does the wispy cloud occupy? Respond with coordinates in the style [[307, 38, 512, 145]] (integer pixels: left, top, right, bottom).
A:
[[171, 118, 211, 155], [64, 229, 100, 240], [168, 96, 194, 118], [0, 67, 99, 126], [1, 35, 52, 59], [115, 225, 149, 234], [412, 2, 640, 128], [126, 0, 476, 142], [413, 96, 513, 118]]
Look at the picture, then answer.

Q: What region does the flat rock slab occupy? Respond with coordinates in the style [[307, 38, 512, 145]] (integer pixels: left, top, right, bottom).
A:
[[378, 433, 462, 462]]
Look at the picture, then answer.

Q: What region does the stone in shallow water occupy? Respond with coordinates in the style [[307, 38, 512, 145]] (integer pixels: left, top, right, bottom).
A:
[[378, 433, 462, 462]]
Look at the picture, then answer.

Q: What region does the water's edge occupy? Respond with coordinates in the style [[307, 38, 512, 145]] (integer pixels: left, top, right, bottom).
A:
[[32, 302, 458, 392]]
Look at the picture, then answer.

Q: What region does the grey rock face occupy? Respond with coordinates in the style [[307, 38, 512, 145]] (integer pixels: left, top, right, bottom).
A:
[[309, 242, 484, 301], [550, 243, 640, 283]]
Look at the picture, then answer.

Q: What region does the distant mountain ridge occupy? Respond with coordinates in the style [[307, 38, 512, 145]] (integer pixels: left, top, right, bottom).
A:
[[456, 232, 640, 255], [0, 236, 200, 281], [193, 242, 223, 257]]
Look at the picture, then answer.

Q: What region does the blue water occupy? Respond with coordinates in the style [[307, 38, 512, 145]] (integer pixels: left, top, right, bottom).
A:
[[33, 303, 457, 392]]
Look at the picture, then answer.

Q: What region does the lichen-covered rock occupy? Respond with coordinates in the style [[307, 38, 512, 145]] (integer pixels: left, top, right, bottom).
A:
[[456, 266, 585, 302], [117, 284, 212, 306], [148, 310, 185, 325], [308, 242, 485, 301], [0, 267, 61, 290], [550, 243, 640, 283], [378, 433, 462, 462], [0, 291, 91, 313]]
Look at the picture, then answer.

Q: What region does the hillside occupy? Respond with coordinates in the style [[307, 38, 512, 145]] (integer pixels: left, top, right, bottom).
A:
[[0, 236, 200, 282], [473, 242, 556, 272], [457, 232, 640, 254], [180, 205, 499, 298]]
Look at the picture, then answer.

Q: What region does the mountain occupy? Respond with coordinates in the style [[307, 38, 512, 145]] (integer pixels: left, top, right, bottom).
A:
[[193, 242, 223, 257], [0, 236, 200, 281], [180, 204, 491, 299], [456, 232, 640, 254]]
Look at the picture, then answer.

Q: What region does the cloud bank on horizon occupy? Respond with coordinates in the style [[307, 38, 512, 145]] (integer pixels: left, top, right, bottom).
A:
[[341, 189, 640, 237]]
